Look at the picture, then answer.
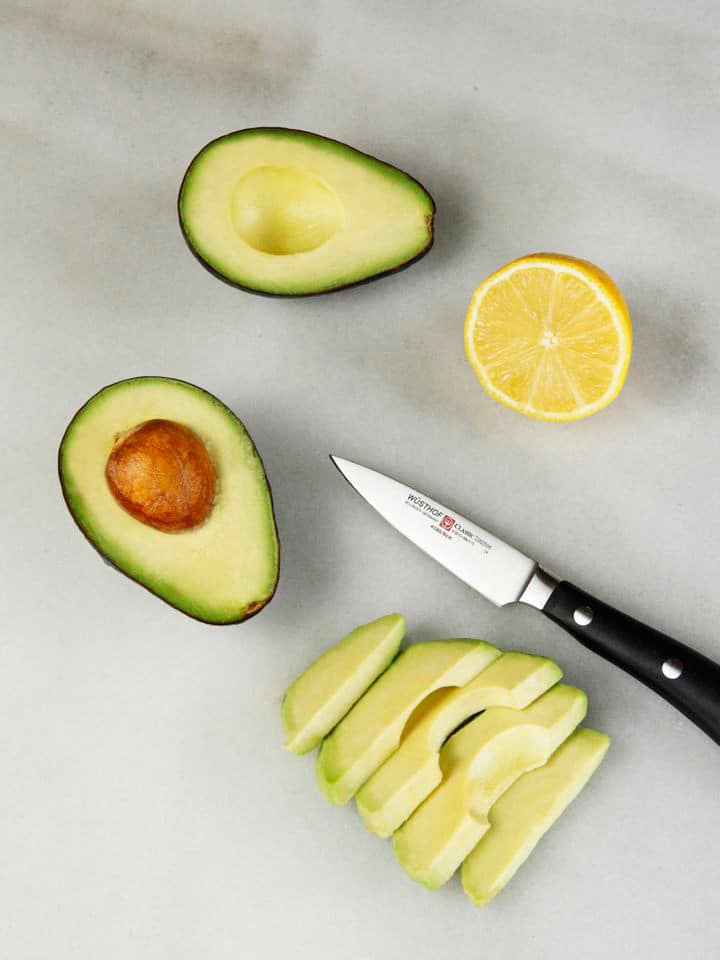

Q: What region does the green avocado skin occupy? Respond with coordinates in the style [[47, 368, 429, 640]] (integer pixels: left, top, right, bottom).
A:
[[178, 127, 436, 298], [58, 376, 280, 625]]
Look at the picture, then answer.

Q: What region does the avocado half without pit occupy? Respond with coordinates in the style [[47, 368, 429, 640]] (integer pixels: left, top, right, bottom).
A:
[[178, 128, 435, 296], [58, 377, 279, 624]]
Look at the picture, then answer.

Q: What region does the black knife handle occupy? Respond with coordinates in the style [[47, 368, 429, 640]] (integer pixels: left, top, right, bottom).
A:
[[543, 581, 720, 745]]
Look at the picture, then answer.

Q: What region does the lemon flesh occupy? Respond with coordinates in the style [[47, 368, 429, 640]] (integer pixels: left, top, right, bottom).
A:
[[465, 254, 631, 421]]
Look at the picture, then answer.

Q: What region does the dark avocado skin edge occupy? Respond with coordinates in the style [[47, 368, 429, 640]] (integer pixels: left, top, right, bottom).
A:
[[177, 126, 436, 299], [57, 375, 280, 627]]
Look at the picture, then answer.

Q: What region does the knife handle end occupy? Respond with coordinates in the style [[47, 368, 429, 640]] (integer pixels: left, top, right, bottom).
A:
[[543, 581, 720, 747]]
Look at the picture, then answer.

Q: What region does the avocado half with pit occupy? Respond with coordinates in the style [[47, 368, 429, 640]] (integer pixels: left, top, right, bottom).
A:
[[178, 128, 435, 296], [58, 377, 279, 624]]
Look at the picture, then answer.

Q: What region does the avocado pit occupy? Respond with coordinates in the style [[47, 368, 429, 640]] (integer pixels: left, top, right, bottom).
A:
[[105, 419, 216, 532]]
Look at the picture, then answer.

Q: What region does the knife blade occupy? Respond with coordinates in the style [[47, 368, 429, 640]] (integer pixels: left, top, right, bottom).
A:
[[330, 455, 720, 747], [329, 456, 544, 606]]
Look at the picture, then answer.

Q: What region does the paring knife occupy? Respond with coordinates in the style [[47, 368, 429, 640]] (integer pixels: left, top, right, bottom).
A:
[[330, 456, 720, 746]]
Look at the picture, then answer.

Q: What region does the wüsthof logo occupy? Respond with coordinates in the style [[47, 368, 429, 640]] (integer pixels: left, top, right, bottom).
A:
[[406, 493, 444, 519], [440, 514, 455, 531]]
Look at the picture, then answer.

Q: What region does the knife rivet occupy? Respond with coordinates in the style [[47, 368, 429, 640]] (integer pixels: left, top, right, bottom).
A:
[[662, 658, 683, 680], [573, 605, 594, 626]]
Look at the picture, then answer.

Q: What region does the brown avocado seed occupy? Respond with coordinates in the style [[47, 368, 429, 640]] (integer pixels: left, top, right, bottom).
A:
[[105, 419, 216, 532]]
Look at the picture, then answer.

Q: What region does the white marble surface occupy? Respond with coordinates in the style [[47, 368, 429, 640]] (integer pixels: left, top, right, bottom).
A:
[[2, 1, 720, 957]]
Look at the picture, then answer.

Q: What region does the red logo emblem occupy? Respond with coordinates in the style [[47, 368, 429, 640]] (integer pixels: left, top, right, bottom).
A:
[[440, 515, 455, 531]]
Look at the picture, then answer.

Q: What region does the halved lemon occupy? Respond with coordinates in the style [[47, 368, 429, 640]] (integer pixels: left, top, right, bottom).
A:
[[464, 254, 632, 422]]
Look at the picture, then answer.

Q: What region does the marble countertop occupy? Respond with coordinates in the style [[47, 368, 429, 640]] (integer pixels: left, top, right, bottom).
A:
[[2, 2, 719, 957]]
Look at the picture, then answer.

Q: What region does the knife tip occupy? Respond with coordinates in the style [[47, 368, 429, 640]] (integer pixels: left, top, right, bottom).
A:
[[329, 454, 351, 478]]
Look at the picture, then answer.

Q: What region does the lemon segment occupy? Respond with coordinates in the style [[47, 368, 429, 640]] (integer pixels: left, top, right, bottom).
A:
[[464, 254, 632, 422]]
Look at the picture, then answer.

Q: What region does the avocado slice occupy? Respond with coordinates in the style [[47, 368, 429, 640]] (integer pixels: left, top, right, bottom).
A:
[[461, 728, 610, 906], [58, 376, 279, 624], [282, 614, 406, 755], [393, 684, 587, 889], [316, 640, 500, 805], [178, 128, 435, 296], [356, 652, 562, 837]]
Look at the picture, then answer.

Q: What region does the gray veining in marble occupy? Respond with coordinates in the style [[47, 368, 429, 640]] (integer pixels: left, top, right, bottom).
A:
[[2, 2, 719, 958]]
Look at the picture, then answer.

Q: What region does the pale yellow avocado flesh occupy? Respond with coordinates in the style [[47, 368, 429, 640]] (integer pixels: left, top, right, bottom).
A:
[[461, 728, 610, 906], [179, 129, 435, 295], [59, 377, 279, 624], [393, 684, 587, 889], [356, 652, 562, 837], [282, 614, 406, 755], [316, 640, 500, 804]]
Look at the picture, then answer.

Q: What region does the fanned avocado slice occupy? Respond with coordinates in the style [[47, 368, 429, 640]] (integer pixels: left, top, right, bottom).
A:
[[393, 684, 587, 889], [58, 377, 279, 625], [178, 128, 435, 296], [461, 728, 610, 906], [282, 614, 406, 755], [357, 652, 562, 837], [316, 640, 500, 804]]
